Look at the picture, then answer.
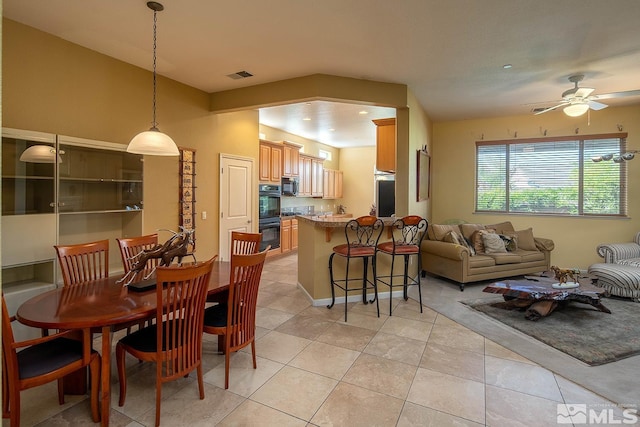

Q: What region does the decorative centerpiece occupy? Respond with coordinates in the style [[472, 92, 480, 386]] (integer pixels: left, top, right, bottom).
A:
[[118, 227, 196, 286], [550, 265, 581, 289]]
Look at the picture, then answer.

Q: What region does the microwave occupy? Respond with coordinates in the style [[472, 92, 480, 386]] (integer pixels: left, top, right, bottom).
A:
[[281, 176, 299, 197]]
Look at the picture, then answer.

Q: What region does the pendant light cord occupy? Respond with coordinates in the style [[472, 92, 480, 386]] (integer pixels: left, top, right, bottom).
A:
[[151, 8, 158, 130]]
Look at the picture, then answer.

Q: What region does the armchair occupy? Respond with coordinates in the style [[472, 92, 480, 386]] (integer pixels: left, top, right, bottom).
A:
[[589, 232, 640, 301]]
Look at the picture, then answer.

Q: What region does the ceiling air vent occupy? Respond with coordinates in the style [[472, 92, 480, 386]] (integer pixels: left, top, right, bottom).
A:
[[532, 107, 551, 114], [226, 70, 253, 80]]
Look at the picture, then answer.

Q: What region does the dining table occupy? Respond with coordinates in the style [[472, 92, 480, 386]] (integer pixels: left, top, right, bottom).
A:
[[16, 260, 231, 427]]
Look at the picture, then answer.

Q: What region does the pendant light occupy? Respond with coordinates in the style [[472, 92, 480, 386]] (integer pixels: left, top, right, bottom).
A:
[[127, 1, 179, 156], [19, 145, 64, 163]]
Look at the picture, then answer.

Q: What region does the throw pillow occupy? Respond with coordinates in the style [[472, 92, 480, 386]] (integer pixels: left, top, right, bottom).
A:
[[470, 229, 490, 254], [499, 234, 518, 252], [429, 224, 461, 241], [516, 228, 538, 251], [460, 223, 486, 241], [443, 230, 462, 245], [483, 232, 507, 253]]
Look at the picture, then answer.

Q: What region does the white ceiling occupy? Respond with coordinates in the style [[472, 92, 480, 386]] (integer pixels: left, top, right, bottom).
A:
[[4, 0, 640, 147]]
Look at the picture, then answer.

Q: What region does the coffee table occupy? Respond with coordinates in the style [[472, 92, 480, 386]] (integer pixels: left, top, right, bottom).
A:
[[483, 276, 611, 320]]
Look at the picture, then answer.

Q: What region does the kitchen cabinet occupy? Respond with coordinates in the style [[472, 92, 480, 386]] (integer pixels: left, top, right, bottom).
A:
[[299, 154, 324, 197], [312, 158, 324, 197], [282, 142, 300, 177], [281, 218, 298, 253], [373, 118, 396, 173], [322, 169, 343, 199], [291, 219, 298, 250], [299, 155, 312, 197], [259, 140, 282, 183]]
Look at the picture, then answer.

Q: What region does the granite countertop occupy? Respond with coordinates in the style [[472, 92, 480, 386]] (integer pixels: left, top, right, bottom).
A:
[[296, 215, 396, 228]]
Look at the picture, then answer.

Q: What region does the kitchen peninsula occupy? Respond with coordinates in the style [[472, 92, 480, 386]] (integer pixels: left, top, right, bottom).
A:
[[297, 215, 414, 306]]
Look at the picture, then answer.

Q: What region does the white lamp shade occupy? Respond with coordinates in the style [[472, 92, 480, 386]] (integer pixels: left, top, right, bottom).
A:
[[127, 129, 179, 156], [19, 145, 62, 163], [563, 103, 590, 117]]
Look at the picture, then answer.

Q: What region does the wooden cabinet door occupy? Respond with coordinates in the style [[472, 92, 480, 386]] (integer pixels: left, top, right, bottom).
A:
[[373, 118, 396, 173], [291, 219, 298, 250], [323, 169, 336, 199], [282, 143, 300, 177], [299, 155, 312, 196], [270, 145, 282, 183], [335, 170, 343, 199], [311, 158, 324, 197], [259, 144, 271, 181], [281, 218, 291, 253]]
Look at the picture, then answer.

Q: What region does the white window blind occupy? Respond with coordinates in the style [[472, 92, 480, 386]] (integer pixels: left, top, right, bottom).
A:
[[476, 134, 627, 216]]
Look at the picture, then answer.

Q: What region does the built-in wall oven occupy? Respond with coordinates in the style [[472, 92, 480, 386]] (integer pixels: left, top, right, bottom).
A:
[[258, 184, 281, 251]]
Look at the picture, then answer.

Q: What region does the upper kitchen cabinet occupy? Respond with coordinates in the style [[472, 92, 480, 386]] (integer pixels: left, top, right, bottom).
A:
[[282, 142, 301, 177], [373, 118, 396, 173], [323, 168, 343, 199], [299, 154, 324, 198], [259, 140, 282, 183]]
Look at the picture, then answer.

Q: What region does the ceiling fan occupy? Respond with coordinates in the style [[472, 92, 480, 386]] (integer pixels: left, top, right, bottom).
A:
[[533, 74, 640, 117]]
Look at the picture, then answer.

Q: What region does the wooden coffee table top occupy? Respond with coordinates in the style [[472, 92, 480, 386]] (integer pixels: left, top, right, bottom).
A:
[[483, 275, 605, 302]]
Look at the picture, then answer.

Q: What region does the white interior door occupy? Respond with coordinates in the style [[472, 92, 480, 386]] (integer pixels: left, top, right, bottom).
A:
[[219, 154, 254, 261]]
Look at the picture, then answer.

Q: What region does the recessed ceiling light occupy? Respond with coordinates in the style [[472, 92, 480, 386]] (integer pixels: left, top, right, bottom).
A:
[[358, 110, 369, 115], [502, 64, 513, 69], [329, 128, 335, 132], [303, 117, 311, 121]]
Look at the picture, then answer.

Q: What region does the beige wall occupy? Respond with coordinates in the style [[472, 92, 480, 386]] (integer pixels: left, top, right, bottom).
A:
[[2, 19, 252, 261], [2, 18, 434, 261], [432, 105, 640, 269]]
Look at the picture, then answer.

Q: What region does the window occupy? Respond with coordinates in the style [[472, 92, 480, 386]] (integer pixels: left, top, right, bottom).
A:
[[476, 134, 628, 216], [318, 149, 332, 161]]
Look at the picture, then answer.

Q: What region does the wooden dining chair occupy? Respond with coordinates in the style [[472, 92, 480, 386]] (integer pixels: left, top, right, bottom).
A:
[[203, 247, 269, 389], [54, 239, 110, 286], [1, 294, 101, 426], [230, 231, 262, 255], [115, 257, 216, 427], [116, 233, 159, 276]]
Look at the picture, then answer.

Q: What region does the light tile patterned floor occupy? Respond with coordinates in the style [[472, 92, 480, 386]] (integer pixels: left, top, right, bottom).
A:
[[8, 253, 632, 426]]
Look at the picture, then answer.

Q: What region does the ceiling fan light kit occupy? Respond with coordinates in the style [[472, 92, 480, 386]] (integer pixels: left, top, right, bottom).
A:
[[534, 74, 640, 117], [563, 102, 589, 117]]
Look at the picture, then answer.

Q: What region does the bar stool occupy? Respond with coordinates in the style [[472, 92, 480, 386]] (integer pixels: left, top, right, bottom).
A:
[[328, 216, 384, 321], [376, 215, 428, 315]]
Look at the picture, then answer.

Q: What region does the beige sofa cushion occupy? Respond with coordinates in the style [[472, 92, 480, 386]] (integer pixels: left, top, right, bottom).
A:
[[486, 253, 522, 264], [429, 224, 460, 241], [515, 228, 538, 251], [460, 223, 485, 241], [485, 221, 515, 234]]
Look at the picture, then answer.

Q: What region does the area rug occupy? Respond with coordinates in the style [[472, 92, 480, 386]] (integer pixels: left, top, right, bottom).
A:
[[462, 296, 640, 366]]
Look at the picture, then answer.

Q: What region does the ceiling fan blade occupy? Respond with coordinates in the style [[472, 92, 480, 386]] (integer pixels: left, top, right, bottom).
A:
[[588, 100, 608, 111], [573, 87, 594, 98], [594, 89, 640, 100], [533, 102, 568, 115]]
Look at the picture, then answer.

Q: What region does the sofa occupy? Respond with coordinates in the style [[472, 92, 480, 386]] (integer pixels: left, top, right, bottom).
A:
[[588, 232, 640, 301], [420, 221, 554, 291]]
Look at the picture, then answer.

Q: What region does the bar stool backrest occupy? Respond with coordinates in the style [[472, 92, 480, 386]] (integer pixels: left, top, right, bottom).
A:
[[344, 216, 384, 252], [390, 215, 428, 249]]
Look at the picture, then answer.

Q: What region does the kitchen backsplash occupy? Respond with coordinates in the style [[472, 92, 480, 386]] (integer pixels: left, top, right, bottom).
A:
[[281, 198, 339, 215]]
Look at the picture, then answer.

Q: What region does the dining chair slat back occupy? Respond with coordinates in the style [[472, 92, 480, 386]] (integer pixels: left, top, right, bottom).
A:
[[1, 294, 101, 426], [116, 233, 159, 275], [115, 257, 216, 427], [55, 239, 110, 286], [203, 247, 269, 389], [231, 231, 262, 255]]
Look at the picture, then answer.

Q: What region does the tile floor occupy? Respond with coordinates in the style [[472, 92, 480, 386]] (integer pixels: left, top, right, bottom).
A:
[[7, 253, 636, 426]]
